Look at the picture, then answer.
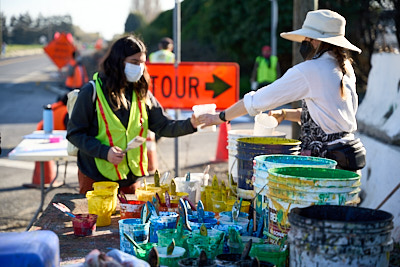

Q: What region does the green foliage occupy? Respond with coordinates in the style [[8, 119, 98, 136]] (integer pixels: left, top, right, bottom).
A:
[[125, 13, 146, 34]]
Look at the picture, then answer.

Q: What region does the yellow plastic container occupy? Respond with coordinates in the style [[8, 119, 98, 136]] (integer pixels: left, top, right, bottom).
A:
[[225, 200, 251, 213], [86, 190, 114, 227], [92, 181, 119, 214], [135, 186, 162, 202], [148, 183, 169, 203], [170, 192, 189, 204]]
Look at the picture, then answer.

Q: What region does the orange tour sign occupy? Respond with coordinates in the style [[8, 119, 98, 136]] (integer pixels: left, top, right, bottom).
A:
[[146, 62, 239, 110], [44, 32, 75, 69]]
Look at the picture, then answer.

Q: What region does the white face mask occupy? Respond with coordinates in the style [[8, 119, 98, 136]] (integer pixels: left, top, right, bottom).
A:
[[124, 62, 144, 82]]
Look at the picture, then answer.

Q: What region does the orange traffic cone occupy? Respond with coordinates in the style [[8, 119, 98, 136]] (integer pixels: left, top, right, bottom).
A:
[[212, 122, 231, 162], [24, 161, 57, 188], [146, 131, 158, 175]]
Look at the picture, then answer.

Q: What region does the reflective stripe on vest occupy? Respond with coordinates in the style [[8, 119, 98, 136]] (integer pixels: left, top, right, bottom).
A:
[[93, 73, 148, 180], [256, 55, 278, 83]]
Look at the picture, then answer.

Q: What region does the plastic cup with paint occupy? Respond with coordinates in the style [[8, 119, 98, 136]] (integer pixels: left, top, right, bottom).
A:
[[253, 113, 278, 136], [149, 212, 179, 243], [119, 218, 150, 255], [134, 242, 157, 261], [158, 246, 186, 266], [71, 214, 97, 236], [92, 181, 119, 214], [157, 228, 191, 248], [192, 104, 217, 132]]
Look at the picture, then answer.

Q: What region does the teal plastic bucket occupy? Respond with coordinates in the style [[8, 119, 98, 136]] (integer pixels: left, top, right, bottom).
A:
[[236, 137, 301, 191]]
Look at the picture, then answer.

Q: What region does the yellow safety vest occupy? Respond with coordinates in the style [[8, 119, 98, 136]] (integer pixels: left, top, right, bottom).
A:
[[256, 55, 278, 83], [93, 73, 148, 180]]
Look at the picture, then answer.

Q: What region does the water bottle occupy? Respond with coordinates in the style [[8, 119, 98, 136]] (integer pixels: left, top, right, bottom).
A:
[[43, 104, 53, 134]]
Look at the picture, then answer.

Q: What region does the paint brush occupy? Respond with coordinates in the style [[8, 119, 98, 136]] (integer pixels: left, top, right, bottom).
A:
[[123, 232, 144, 252], [123, 136, 146, 153], [160, 171, 170, 184], [52, 202, 75, 218]]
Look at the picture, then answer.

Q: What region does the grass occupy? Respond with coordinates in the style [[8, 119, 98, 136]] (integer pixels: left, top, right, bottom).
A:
[[5, 44, 43, 53]]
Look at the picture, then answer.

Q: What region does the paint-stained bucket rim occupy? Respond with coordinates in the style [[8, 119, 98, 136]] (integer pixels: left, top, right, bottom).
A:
[[237, 137, 301, 146], [254, 154, 337, 169], [267, 166, 360, 181]]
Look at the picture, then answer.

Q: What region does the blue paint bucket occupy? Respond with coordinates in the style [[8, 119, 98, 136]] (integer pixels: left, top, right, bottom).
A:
[[119, 218, 150, 255], [149, 212, 179, 243], [236, 137, 301, 193], [189, 218, 218, 230]]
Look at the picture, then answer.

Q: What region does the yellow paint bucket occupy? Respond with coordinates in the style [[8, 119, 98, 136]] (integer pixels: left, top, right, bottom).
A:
[[86, 190, 114, 227], [135, 186, 162, 202], [170, 192, 189, 204], [225, 200, 251, 213], [148, 183, 169, 203], [92, 181, 119, 214]]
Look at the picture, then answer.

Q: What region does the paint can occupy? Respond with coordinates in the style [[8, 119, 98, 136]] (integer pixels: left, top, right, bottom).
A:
[[134, 242, 157, 261], [266, 167, 361, 244], [215, 253, 252, 266], [253, 155, 337, 217], [157, 228, 191, 248], [236, 137, 301, 197], [249, 243, 288, 267], [92, 181, 119, 214], [118, 218, 150, 255], [189, 218, 218, 230], [71, 214, 97, 237], [288, 205, 394, 267], [186, 229, 225, 259], [86, 190, 114, 227], [135, 186, 162, 202], [120, 200, 146, 219], [178, 257, 216, 267], [157, 246, 186, 267], [149, 212, 179, 243], [174, 176, 203, 204], [227, 129, 286, 184]]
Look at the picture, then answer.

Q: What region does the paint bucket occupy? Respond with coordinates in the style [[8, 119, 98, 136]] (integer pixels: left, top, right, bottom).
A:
[[227, 129, 286, 184], [178, 257, 216, 267], [189, 218, 218, 230], [119, 218, 150, 255], [92, 181, 119, 214], [225, 200, 251, 213], [186, 229, 224, 259], [157, 228, 191, 248], [170, 192, 190, 204], [266, 167, 361, 244], [86, 190, 114, 227], [288, 205, 394, 267], [135, 186, 162, 202], [157, 246, 186, 267], [120, 200, 146, 219], [147, 183, 169, 203], [188, 211, 215, 221], [71, 214, 97, 237], [253, 114, 278, 136], [236, 137, 301, 197], [249, 243, 288, 267], [215, 253, 252, 266], [174, 176, 203, 204], [218, 216, 249, 235], [149, 212, 179, 243], [253, 154, 337, 217], [134, 242, 157, 261], [159, 202, 179, 213]]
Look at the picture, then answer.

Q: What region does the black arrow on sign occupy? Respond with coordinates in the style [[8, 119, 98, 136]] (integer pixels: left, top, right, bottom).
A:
[[205, 74, 231, 98]]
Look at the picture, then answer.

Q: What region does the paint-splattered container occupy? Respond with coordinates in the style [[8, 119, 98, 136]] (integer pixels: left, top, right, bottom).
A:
[[119, 218, 150, 255], [71, 214, 97, 236], [249, 243, 288, 267], [288, 205, 394, 267], [236, 137, 301, 196], [149, 212, 179, 243], [120, 200, 146, 219], [189, 218, 218, 230], [253, 155, 338, 217], [186, 229, 224, 259], [266, 167, 361, 244], [157, 246, 186, 267]]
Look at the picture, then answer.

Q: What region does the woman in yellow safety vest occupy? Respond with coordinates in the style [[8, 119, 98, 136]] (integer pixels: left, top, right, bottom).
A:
[[67, 35, 200, 194]]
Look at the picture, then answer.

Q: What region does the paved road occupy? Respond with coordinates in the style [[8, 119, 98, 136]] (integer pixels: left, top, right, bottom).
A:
[[0, 52, 292, 232]]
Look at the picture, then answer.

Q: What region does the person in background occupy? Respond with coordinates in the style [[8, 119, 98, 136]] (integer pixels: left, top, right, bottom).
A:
[[250, 45, 280, 90], [198, 9, 364, 171], [67, 35, 200, 194], [65, 50, 89, 91], [149, 37, 175, 63]]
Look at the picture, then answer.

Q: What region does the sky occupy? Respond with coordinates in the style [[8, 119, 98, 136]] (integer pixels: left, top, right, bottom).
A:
[[1, 0, 178, 40]]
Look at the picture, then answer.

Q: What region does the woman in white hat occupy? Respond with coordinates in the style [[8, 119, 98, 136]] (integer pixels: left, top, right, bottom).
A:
[[198, 9, 365, 170]]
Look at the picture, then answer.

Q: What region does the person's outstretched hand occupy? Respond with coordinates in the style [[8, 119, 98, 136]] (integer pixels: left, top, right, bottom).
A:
[[107, 146, 125, 165], [197, 113, 223, 127], [268, 109, 285, 124]]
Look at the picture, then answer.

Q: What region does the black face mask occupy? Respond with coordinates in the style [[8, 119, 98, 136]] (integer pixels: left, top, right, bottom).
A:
[[299, 40, 313, 60]]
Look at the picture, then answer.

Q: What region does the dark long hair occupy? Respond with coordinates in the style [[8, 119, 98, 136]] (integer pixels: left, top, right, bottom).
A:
[[99, 35, 149, 110], [313, 41, 353, 99]]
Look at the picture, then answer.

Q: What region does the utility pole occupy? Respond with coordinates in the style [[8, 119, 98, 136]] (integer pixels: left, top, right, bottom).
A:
[[173, 0, 181, 177], [0, 0, 3, 56], [291, 0, 318, 139]]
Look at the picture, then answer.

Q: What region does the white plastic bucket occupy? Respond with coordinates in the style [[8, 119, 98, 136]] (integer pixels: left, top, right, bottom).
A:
[[173, 175, 203, 204], [253, 114, 278, 136]]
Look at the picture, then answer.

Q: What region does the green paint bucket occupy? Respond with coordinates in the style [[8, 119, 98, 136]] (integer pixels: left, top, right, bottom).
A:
[[265, 167, 361, 244], [249, 243, 288, 267]]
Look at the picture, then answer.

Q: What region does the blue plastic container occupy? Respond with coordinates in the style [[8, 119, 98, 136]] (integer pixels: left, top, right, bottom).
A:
[[0, 230, 59, 267]]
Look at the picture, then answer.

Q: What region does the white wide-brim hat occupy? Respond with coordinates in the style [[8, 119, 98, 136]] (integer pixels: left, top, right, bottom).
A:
[[280, 9, 361, 54]]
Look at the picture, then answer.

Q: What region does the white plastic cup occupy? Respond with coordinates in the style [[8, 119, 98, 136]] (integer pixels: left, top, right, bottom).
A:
[[253, 113, 278, 136], [192, 104, 217, 132]]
